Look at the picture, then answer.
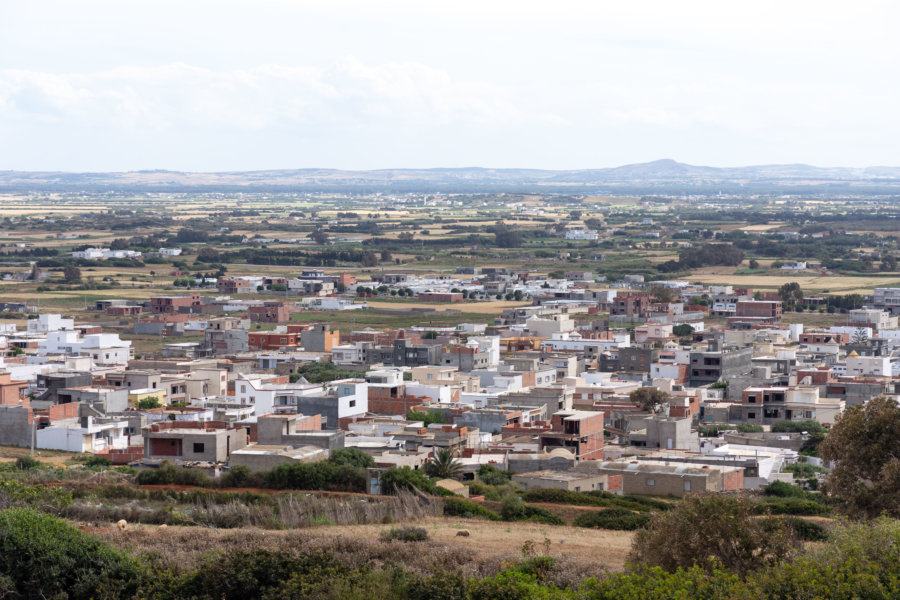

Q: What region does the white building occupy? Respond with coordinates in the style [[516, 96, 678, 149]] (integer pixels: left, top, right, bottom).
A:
[[845, 352, 891, 377], [79, 334, 133, 365], [780, 261, 807, 271], [233, 377, 368, 424], [159, 248, 182, 256], [565, 229, 600, 241], [301, 297, 367, 310], [27, 314, 75, 334], [36, 416, 128, 453]]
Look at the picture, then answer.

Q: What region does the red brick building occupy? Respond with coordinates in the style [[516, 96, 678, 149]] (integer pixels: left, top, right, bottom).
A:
[[248, 302, 292, 323], [418, 292, 463, 303], [248, 331, 300, 350], [217, 278, 252, 294], [610, 293, 651, 317], [800, 331, 849, 345], [538, 410, 605, 461], [150, 294, 201, 314]]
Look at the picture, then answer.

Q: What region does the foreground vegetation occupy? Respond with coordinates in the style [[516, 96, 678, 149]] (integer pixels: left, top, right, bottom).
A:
[[1, 505, 898, 600]]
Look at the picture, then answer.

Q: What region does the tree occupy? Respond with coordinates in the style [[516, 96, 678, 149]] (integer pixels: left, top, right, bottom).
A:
[[628, 494, 799, 576], [330, 448, 375, 469], [649, 285, 676, 303], [196, 246, 221, 262], [672, 324, 694, 337], [819, 396, 900, 518], [380, 466, 435, 494], [748, 259, 760, 269], [424, 448, 464, 480], [779, 282, 803, 308], [495, 230, 523, 248], [137, 397, 162, 410], [569, 210, 583, 220], [380, 250, 392, 262], [62, 264, 81, 283], [360, 252, 378, 268], [309, 229, 330, 245], [629, 387, 670, 414]]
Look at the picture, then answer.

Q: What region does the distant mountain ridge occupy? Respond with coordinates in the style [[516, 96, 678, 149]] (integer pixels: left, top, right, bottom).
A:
[[2, 159, 899, 193]]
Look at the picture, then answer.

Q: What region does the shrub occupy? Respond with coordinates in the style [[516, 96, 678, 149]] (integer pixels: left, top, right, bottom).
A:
[[0, 508, 142, 599], [763, 516, 828, 542], [379, 466, 435, 495], [573, 508, 649, 530], [736, 423, 764, 433], [755, 498, 831, 516], [522, 488, 670, 512], [262, 461, 365, 493], [500, 494, 564, 525], [629, 494, 800, 575], [763, 480, 814, 498], [380, 526, 429, 542], [330, 447, 376, 469], [135, 462, 213, 487], [771, 419, 825, 434], [219, 464, 261, 488], [84, 455, 112, 468], [478, 464, 512, 485], [442, 497, 501, 520], [15, 456, 41, 471]]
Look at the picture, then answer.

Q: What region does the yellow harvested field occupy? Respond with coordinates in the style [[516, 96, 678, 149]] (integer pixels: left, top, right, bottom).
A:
[[365, 300, 530, 313], [690, 274, 900, 294], [740, 223, 787, 231], [306, 517, 635, 571]]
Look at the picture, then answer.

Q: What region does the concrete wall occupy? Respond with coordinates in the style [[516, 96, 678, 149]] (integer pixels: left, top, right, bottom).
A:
[[0, 405, 33, 447]]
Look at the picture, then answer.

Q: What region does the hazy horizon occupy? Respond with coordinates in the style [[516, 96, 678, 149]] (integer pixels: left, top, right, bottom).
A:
[[2, 1, 898, 172]]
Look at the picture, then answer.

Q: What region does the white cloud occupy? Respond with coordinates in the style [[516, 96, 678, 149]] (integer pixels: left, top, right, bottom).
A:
[[0, 58, 557, 132]]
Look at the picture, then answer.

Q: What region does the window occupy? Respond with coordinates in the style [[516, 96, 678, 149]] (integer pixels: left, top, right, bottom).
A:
[[349, 400, 356, 407], [193, 442, 205, 453], [343, 387, 351, 395], [748, 412, 755, 419], [684, 480, 692, 492], [645, 478, 656, 487]]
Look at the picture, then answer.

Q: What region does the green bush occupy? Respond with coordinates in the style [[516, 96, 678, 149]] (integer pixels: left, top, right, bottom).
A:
[[379, 466, 435, 495], [755, 497, 831, 516], [763, 480, 813, 498], [262, 461, 365, 492], [764, 517, 829, 542], [770, 419, 825, 434], [477, 464, 512, 485], [521, 488, 670, 512], [573, 508, 649, 530], [0, 508, 142, 599], [134, 462, 213, 487], [219, 464, 261, 488], [736, 423, 764, 433], [84, 455, 112, 468], [330, 447, 376, 469], [15, 456, 42, 471], [500, 494, 564, 525], [380, 526, 429, 542], [442, 497, 501, 520]]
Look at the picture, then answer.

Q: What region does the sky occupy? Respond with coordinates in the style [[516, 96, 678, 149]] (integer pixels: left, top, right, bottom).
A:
[[1, 0, 898, 171]]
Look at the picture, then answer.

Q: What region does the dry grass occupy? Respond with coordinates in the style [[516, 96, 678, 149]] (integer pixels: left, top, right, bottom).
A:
[[92, 516, 630, 578], [689, 273, 900, 294], [364, 299, 530, 314]]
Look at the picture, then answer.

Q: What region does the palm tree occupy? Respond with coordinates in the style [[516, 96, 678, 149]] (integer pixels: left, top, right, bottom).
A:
[[425, 448, 464, 480]]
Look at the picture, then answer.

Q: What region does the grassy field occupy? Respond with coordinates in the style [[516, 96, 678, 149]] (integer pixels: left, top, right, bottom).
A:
[[93, 516, 634, 572], [689, 273, 900, 294]]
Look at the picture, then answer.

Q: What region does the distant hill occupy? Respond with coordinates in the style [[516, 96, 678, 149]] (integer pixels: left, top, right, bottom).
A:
[[2, 160, 899, 193]]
